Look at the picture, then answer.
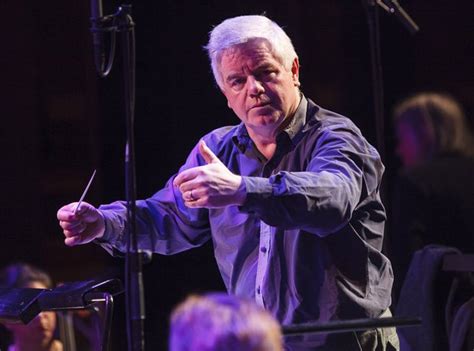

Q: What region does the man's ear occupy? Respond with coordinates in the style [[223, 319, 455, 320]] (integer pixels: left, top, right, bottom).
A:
[[291, 57, 300, 87]]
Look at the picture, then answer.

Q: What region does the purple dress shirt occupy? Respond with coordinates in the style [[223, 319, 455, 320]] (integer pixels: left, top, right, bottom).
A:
[[97, 96, 393, 330]]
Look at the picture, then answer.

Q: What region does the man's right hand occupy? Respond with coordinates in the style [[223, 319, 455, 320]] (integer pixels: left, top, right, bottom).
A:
[[57, 202, 105, 246]]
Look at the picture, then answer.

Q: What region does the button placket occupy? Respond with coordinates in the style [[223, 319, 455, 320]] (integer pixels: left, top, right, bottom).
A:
[[255, 221, 271, 308]]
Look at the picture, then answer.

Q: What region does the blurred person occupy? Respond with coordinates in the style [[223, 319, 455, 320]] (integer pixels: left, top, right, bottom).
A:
[[394, 92, 473, 168], [169, 293, 283, 351], [0, 263, 63, 351], [58, 15, 398, 350], [391, 92, 474, 297]]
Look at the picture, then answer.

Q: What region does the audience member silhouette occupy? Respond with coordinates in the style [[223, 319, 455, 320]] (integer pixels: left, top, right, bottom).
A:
[[390, 92, 474, 298]]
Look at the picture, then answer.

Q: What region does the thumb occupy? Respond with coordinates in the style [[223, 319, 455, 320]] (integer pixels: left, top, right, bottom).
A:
[[199, 140, 220, 164], [76, 202, 100, 223]]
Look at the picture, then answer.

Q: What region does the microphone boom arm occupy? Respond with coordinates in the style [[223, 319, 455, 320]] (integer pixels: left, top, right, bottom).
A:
[[377, 0, 419, 34]]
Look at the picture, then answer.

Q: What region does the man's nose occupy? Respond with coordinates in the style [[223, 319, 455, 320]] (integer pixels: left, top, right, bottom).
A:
[[248, 76, 264, 97]]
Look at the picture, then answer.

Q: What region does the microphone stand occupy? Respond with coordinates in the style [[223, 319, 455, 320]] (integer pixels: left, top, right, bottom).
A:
[[90, 5, 147, 351], [363, 1, 385, 161], [362, 0, 419, 162], [362, 0, 419, 254]]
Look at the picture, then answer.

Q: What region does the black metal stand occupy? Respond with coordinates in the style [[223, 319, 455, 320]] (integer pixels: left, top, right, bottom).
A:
[[377, 0, 419, 35], [362, 0, 419, 161], [282, 316, 421, 336], [364, 1, 386, 161], [90, 4, 147, 351], [0, 279, 123, 351]]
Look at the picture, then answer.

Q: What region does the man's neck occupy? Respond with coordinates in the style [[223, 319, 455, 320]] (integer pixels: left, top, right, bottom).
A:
[[248, 92, 301, 159], [247, 113, 295, 160], [254, 140, 277, 160]]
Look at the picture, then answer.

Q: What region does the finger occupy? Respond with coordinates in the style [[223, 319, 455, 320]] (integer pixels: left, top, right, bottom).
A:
[[178, 179, 201, 193], [183, 189, 209, 207], [181, 188, 196, 202], [174, 168, 199, 188], [60, 220, 84, 231], [199, 140, 220, 164], [184, 196, 207, 208], [75, 202, 100, 223], [63, 225, 85, 238], [57, 203, 80, 221], [65, 235, 84, 247]]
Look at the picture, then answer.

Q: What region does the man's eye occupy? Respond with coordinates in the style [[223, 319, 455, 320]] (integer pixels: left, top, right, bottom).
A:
[[230, 78, 245, 89], [258, 70, 276, 80]]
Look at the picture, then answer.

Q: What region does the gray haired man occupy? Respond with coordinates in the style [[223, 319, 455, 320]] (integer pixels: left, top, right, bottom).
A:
[[58, 15, 399, 350]]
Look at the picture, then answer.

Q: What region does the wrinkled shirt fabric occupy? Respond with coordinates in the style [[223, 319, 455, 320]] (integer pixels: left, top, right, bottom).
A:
[[97, 96, 393, 346]]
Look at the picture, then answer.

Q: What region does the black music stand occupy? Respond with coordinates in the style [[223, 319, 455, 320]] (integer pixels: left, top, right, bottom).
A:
[[0, 279, 123, 351]]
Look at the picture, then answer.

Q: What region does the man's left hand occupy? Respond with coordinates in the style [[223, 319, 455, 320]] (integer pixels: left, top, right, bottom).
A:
[[174, 140, 246, 208]]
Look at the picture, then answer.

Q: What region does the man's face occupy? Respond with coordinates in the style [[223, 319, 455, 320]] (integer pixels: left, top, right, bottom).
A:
[[219, 39, 300, 136]]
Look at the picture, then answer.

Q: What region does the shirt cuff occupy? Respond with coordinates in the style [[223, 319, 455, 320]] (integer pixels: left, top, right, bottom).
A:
[[93, 208, 126, 257], [239, 176, 273, 212]]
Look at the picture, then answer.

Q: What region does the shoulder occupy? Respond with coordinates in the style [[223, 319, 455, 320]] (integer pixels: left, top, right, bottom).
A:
[[306, 98, 361, 134], [199, 125, 241, 157], [201, 125, 238, 145], [306, 99, 378, 155]]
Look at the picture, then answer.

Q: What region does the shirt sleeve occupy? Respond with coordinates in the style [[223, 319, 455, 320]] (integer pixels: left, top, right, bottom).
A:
[[240, 123, 384, 237], [96, 143, 212, 256]]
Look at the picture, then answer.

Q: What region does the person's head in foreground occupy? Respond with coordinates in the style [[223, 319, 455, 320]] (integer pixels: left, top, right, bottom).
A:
[[169, 293, 283, 351], [393, 92, 473, 168], [0, 263, 63, 351]]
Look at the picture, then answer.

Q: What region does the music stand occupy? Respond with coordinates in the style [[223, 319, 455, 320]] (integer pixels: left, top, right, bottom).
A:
[[0, 279, 123, 351]]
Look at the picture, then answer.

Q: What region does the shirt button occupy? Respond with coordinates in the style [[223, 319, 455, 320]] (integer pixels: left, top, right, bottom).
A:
[[257, 286, 261, 295], [260, 247, 267, 253]]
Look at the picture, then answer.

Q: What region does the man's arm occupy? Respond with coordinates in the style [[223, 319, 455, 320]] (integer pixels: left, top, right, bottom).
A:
[[57, 143, 213, 255], [239, 126, 384, 236], [174, 126, 383, 237]]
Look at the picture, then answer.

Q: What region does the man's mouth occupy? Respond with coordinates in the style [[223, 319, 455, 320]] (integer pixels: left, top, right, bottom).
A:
[[250, 101, 271, 110]]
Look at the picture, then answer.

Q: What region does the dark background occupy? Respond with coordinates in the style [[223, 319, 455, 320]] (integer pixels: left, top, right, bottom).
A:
[[1, 0, 473, 350]]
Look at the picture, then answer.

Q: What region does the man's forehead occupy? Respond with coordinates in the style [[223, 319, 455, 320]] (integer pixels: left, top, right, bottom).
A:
[[219, 39, 279, 68], [223, 39, 272, 57]]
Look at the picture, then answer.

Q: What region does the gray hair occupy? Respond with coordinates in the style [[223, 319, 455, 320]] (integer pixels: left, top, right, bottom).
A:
[[205, 15, 298, 89]]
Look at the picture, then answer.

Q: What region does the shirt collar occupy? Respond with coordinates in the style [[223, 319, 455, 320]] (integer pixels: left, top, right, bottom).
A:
[[232, 94, 308, 153]]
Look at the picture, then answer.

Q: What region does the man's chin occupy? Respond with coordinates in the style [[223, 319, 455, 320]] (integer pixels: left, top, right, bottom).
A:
[[249, 116, 279, 126], [250, 111, 284, 124]]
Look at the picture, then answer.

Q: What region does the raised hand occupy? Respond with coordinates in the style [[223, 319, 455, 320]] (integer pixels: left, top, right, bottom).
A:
[[173, 140, 246, 208], [57, 202, 105, 246]]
